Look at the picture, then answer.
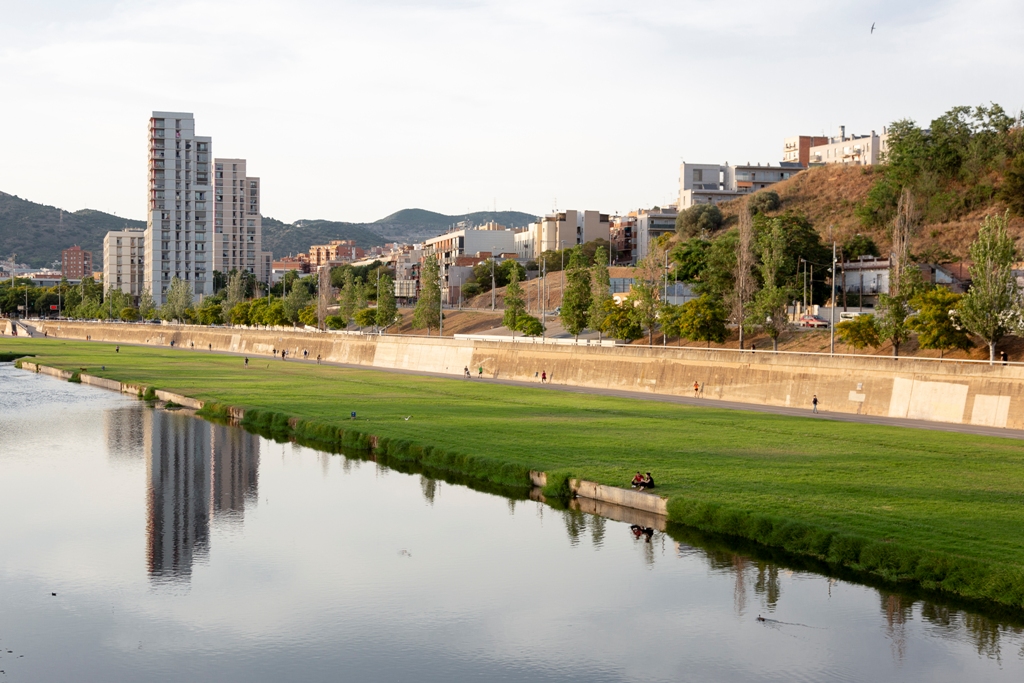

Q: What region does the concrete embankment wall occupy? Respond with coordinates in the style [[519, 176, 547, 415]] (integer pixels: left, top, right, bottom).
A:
[[34, 321, 1024, 430]]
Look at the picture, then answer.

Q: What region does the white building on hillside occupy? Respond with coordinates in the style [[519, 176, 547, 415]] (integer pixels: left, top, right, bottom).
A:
[[809, 127, 889, 166], [678, 161, 803, 209]]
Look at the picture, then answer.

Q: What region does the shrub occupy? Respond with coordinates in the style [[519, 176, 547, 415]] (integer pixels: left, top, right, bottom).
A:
[[675, 204, 723, 237]]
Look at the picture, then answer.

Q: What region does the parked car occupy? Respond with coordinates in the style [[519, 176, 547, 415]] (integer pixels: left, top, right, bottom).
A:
[[839, 311, 869, 322], [798, 315, 830, 328]]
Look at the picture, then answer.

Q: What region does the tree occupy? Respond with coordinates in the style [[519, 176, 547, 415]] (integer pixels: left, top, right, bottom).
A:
[[677, 295, 728, 347], [375, 273, 398, 331], [676, 204, 723, 237], [909, 288, 972, 357], [955, 211, 1019, 362], [599, 299, 642, 342], [298, 303, 318, 327], [163, 277, 194, 322], [560, 247, 592, 339], [745, 217, 791, 351], [588, 246, 613, 339], [103, 287, 132, 320], [248, 297, 288, 327], [502, 264, 526, 332], [747, 190, 781, 216], [670, 238, 709, 282], [222, 270, 247, 321], [632, 246, 666, 346], [354, 308, 377, 328], [229, 301, 252, 325], [1002, 153, 1024, 217], [120, 307, 139, 321], [693, 230, 738, 299], [843, 234, 880, 261], [734, 204, 757, 349], [283, 284, 312, 324], [516, 315, 544, 337], [195, 297, 223, 325], [338, 269, 359, 325], [836, 315, 881, 349], [138, 287, 157, 321], [413, 256, 441, 334], [875, 188, 919, 357]]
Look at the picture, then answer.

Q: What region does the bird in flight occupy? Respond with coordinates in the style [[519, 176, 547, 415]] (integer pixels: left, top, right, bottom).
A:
[[871, 22, 876, 34]]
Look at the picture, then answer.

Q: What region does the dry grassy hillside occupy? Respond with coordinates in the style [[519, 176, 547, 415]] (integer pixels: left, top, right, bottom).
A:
[[715, 165, 1024, 259]]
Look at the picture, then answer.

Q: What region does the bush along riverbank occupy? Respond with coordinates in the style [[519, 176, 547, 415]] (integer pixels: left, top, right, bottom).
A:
[[6, 337, 1024, 613]]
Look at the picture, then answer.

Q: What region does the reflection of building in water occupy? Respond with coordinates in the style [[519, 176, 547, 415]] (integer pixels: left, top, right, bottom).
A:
[[104, 407, 145, 463], [146, 411, 261, 581], [211, 423, 259, 520], [146, 411, 212, 580]]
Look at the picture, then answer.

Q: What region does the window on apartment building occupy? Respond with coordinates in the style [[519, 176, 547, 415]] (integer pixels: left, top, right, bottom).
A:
[[693, 169, 703, 182]]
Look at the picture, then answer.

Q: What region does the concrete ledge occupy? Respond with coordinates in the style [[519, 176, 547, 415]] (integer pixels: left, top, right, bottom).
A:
[[529, 470, 547, 487], [154, 390, 204, 410], [80, 374, 122, 392], [571, 495, 667, 531], [570, 478, 668, 515]]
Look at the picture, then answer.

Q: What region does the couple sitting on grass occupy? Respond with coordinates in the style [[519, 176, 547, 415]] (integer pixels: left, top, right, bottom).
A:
[[630, 471, 655, 491]]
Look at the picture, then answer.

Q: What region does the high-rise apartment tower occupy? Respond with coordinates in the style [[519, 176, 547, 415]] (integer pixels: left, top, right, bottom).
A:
[[144, 112, 213, 304], [213, 158, 271, 284]]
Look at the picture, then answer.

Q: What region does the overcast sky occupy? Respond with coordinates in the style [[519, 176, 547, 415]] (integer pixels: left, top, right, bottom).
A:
[[1, 0, 1022, 224]]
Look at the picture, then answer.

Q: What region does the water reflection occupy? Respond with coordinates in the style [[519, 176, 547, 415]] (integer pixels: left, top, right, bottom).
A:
[[145, 409, 259, 581]]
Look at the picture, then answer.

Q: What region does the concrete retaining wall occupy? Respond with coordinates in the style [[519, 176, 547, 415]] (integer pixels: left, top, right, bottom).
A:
[[36, 321, 1024, 430]]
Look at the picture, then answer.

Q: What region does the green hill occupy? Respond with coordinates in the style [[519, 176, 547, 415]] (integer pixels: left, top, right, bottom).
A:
[[375, 208, 538, 230], [261, 217, 387, 258], [0, 191, 144, 268]]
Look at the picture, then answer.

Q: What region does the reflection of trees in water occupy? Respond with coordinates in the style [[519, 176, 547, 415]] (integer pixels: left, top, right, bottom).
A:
[[590, 515, 606, 549], [733, 556, 748, 615], [754, 562, 780, 609], [563, 507, 587, 546], [420, 476, 438, 504], [881, 592, 912, 662]]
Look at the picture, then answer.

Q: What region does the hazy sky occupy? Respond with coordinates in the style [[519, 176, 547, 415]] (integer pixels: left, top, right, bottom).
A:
[[1, 0, 1022, 223]]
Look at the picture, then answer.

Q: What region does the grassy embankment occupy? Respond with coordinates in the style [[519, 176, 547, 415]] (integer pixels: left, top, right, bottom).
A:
[[4, 337, 1024, 610]]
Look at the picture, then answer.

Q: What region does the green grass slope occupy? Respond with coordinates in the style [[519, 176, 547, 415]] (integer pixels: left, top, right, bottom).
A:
[[5, 338, 1024, 609]]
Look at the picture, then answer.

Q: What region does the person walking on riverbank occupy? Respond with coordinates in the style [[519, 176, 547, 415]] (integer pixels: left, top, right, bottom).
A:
[[244, 357, 249, 369], [693, 381, 700, 398], [478, 365, 483, 379], [541, 371, 547, 384], [812, 395, 819, 413]]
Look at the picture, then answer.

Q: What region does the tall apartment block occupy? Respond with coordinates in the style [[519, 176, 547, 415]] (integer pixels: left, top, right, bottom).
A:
[[213, 158, 270, 284], [103, 229, 146, 302], [61, 245, 93, 280], [144, 112, 213, 304]]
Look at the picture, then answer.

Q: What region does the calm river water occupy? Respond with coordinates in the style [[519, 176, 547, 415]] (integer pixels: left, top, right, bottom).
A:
[[2, 362, 1024, 682]]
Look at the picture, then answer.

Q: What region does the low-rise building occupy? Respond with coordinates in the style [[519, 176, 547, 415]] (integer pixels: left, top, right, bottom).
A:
[[309, 240, 364, 267], [783, 135, 829, 166], [635, 207, 678, 261], [62, 245, 93, 280], [513, 210, 610, 260], [609, 214, 637, 264], [678, 162, 803, 209], [809, 127, 889, 166], [103, 229, 146, 302], [423, 225, 517, 297]]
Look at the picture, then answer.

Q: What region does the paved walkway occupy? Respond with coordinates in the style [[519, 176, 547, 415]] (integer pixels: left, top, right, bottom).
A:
[[82, 338, 1024, 441]]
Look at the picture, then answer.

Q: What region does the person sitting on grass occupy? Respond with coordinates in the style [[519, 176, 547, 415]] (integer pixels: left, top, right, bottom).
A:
[[630, 472, 644, 488], [637, 472, 655, 491]]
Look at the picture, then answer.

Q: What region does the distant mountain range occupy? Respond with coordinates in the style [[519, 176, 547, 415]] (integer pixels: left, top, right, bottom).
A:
[[0, 191, 539, 268]]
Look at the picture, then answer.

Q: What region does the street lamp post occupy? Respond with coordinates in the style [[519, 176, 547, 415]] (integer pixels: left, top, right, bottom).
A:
[[830, 241, 837, 355]]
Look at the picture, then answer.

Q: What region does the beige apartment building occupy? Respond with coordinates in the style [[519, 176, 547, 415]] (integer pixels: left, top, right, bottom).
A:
[[308, 240, 363, 267], [808, 127, 889, 166], [513, 210, 610, 260], [103, 229, 146, 301], [143, 112, 214, 304], [213, 158, 271, 284]]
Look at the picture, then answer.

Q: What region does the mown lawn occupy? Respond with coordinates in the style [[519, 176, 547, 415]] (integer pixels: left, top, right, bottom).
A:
[[5, 337, 1024, 605]]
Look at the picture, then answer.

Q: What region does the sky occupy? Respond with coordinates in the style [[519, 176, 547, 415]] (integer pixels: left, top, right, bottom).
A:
[[1, 0, 1022, 224]]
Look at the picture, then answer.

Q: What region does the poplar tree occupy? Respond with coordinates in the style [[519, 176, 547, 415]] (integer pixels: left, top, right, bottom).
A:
[[560, 247, 592, 340], [588, 246, 613, 340], [502, 265, 526, 332], [875, 188, 919, 357], [413, 256, 441, 334], [163, 277, 194, 322], [376, 272, 398, 331], [745, 217, 790, 351], [138, 287, 157, 320], [222, 270, 247, 321], [956, 211, 1019, 362]]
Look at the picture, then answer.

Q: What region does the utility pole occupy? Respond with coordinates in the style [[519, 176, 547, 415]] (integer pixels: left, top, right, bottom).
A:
[[830, 240, 837, 355], [439, 279, 443, 338], [541, 257, 546, 340], [491, 258, 495, 311], [663, 249, 669, 346]]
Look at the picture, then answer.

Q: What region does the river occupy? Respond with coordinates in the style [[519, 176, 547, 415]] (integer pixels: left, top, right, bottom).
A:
[[1, 362, 1022, 682]]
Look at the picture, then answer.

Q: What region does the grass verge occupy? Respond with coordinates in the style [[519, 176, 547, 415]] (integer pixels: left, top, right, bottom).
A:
[[5, 337, 1024, 610]]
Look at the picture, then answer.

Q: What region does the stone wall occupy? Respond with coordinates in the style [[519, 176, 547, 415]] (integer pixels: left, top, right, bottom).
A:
[[35, 321, 1024, 430]]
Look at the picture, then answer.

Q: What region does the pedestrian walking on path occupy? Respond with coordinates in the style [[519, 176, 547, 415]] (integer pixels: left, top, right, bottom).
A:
[[541, 371, 547, 383], [244, 357, 249, 368], [478, 365, 483, 379], [812, 395, 819, 413], [693, 381, 700, 398], [317, 354, 321, 365]]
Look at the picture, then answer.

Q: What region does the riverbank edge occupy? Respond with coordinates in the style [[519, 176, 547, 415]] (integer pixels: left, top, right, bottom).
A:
[[11, 357, 1024, 612]]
